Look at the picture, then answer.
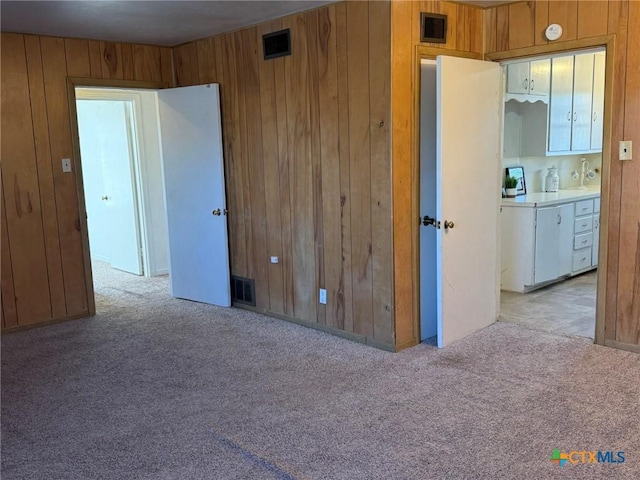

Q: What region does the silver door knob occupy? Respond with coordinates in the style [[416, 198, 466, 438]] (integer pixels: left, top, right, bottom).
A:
[[212, 208, 221, 216], [101, 196, 109, 201]]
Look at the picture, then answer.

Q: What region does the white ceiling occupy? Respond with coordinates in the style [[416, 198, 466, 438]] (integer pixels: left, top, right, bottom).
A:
[[1, 1, 516, 47]]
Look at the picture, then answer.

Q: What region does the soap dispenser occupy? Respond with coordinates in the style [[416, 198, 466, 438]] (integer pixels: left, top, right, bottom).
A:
[[545, 166, 559, 192]]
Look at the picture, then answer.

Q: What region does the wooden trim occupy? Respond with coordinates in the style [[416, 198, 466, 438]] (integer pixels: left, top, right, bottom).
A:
[[235, 304, 396, 352], [604, 339, 640, 355], [412, 46, 483, 343], [485, 35, 616, 347], [0, 311, 90, 334], [66, 77, 172, 317]]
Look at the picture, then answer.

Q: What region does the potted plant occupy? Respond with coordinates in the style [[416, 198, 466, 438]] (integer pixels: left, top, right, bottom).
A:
[[505, 175, 518, 198]]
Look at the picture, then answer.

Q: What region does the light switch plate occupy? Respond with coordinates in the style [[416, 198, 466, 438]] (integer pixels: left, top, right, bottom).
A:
[[619, 141, 632, 161], [61, 158, 72, 172]]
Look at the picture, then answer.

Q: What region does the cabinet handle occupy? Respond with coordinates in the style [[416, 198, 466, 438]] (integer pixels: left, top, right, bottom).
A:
[[582, 223, 587, 227], [593, 111, 597, 122], [567, 111, 572, 122], [574, 112, 578, 122], [523, 78, 529, 90], [530, 79, 535, 91], [582, 240, 588, 244], [557, 214, 562, 225]]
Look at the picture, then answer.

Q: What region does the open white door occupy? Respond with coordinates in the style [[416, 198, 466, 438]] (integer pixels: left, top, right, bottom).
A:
[[437, 56, 501, 347], [157, 84, 231, 307], [420, 56, 501, 347]]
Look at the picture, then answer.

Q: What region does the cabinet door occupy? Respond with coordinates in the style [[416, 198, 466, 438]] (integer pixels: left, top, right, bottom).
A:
[[548, 56, 574, 152], [507, 62, 530, 94], [591, 53, 606, 151], [529, 59, 550, 96], [534, 206, 560, 284], [571, 53, 595, 151], [557, 203, 574, 276], [592, 215, 600, 266]]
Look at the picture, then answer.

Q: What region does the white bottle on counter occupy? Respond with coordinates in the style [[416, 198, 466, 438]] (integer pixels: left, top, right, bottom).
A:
[[545, 166, 559, 192]]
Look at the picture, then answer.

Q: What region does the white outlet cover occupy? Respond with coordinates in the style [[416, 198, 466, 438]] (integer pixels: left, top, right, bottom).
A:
[[61, 158, 72, 172], [319, 289, 327, 305], [270, 256, 279, 264]]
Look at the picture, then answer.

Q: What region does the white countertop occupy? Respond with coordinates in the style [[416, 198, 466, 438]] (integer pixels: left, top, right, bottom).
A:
[[502, 188, 600, 207]]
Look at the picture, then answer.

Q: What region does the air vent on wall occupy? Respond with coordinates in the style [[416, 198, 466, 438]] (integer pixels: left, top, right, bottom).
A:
[[263, 29, 291, 60], [231, 276, 256, 306], [420, 13, 447, 44]]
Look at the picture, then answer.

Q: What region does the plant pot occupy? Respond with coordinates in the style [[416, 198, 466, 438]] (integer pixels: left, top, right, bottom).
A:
[[506, 188, 517, 198]]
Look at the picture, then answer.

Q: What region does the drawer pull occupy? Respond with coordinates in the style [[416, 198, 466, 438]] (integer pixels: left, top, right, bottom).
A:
[[581, 257, 586, 261], [582, 240, 588, 244], [582, 223, 587, 227]]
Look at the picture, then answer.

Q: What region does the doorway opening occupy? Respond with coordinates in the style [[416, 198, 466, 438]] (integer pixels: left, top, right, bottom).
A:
[[497, 47, 606, 340], [75, 87, 170, 311]]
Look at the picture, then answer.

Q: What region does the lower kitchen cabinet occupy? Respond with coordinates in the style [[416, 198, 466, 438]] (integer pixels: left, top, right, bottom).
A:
[[501, 194, 600, 292]]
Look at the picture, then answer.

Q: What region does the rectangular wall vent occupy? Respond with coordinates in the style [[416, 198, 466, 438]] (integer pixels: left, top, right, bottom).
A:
[[263, 29, 291, 60], [420, 13, 447, 43], [231, 276, 256, 306]]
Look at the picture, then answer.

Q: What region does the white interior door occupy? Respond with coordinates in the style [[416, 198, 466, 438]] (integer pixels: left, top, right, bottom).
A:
[[77, 99, 143, 275], [436, 56, 501, 347], [157, 84, 231, 306]]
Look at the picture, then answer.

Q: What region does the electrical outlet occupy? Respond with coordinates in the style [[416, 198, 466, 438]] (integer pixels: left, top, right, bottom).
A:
[[319, 289, 327, 305], [270, 256, 279, 264], [619, 141, 632, 161], [61, 158, 72, 173]]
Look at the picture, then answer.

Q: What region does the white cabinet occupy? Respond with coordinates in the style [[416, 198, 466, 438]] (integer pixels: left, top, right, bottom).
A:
[[548, 52, 603, 155], [506, 59, 550, 97], [501, 195, 600, 292], [534, 204, 574, 284]]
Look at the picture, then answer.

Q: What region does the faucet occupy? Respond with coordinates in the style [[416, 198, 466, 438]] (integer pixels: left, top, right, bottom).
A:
[[571, 158, 596, 188]]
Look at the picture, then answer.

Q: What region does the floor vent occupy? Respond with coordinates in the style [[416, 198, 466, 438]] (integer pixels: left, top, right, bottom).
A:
[[231, 276, 256, 306]]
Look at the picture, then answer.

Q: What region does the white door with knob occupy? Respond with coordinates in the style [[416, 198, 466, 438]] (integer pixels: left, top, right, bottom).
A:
[[420, 56, 502, 347], [157, 84, 231, 306]]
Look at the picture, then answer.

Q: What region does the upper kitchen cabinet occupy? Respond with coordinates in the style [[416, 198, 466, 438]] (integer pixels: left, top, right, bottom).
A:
[[506, 59, 550, 101], [504, 50, 605, 158], [548, 51, 605, 155]]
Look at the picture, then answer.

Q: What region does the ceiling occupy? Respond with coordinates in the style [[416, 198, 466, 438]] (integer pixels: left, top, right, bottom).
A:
[[1, 1, 515, 47]]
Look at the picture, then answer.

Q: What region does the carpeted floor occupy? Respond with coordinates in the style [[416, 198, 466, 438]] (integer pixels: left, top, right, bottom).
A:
[[2, 264, 639, 479]]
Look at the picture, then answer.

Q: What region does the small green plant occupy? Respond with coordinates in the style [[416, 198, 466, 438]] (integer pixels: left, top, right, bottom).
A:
[[505, 175, 518, 189]]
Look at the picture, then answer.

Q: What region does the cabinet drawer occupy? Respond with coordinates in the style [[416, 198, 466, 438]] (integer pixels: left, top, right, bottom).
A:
[[574, 232, 593, 250], [573, 248, 593, 272], [574, 215, 593, 233], [575, 199, 594, 216], [594, 197, 600, 213]]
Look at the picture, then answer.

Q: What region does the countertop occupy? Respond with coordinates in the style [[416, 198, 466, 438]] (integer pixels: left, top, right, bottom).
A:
[[501, 187, 601, 207]]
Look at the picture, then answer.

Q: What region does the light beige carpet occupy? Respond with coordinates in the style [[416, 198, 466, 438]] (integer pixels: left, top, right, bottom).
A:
[[2, 263, 639, 479]]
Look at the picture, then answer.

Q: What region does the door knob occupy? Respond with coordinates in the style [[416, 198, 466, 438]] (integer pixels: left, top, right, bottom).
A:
[[101, 196, 109, 201], [212, 208, 221, 216], [444, 220, 455, 229]]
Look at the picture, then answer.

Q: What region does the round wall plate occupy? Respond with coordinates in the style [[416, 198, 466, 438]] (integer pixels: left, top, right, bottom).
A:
[[545, 24, 563, 41]]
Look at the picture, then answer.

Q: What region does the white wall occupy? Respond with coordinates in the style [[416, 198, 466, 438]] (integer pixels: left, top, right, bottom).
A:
[[504, 153, 602, 193]]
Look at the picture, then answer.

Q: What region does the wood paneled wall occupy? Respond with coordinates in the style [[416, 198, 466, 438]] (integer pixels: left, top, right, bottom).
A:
[[391, 0, 485, 348], [484, 0, 640, 350], [1, 33, 173, 329], [172, 1, 395, 348]]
